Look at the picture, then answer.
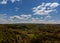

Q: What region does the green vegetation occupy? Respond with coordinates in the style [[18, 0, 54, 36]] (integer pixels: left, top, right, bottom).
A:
[[0, 24, 60, 43]]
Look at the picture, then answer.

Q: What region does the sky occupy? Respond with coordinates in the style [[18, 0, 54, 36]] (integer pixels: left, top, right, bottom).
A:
[[0, 0, 60, 24]]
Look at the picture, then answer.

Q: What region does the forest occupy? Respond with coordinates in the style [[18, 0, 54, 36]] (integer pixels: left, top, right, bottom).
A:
[[0, 24, 60, 43]]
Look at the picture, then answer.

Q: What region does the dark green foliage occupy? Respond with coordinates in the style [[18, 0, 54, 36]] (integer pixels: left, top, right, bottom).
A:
[[0, 24, 60, 43]]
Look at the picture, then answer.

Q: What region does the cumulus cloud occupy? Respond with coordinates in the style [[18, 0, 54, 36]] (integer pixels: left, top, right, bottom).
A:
[[0, 14, 31, 24], [50, 2, 60, 8], [0, 0, 7, 4], [32, 2, 60, 15], [20, 14, 31, 18], [0, 0, 21, 4], [10, 16, 21, 20], [44, 15, 51, 20], [10, 14, 32, 22]]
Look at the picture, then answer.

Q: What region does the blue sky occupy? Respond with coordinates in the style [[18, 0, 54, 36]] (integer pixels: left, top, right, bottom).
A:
[[0, 0, 60, 24]]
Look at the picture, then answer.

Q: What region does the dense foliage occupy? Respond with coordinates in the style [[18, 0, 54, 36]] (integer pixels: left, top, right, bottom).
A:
[[0, 24, 60, 43]]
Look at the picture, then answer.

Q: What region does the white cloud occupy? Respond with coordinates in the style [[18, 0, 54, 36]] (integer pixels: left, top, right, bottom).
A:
[[50, 2, 60, 8], [0, 14, 10, 24], [9, 14, 32, 22], [20, 14, 31, 18], [0, 0, 7, 4], [0, 14, 32, 24], [45, 15, 51, 20], [0, 0, 21, 4], [10, 16, 21, 20], [11, 0, 20, 3], [31, 18, 44, 23], [32, 2, 59, 15], [33, 9, 56, 15], [45, 3, 51, 6], [30, 18, 60, 24]]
